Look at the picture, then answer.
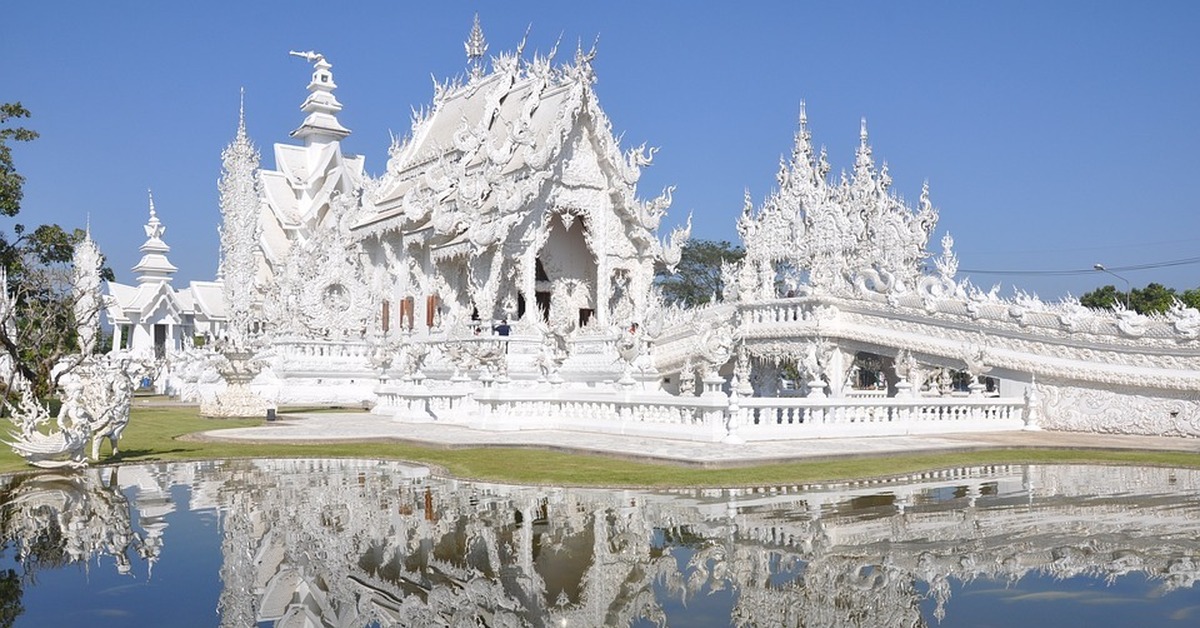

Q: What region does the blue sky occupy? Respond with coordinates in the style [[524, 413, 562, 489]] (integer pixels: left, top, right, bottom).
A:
[[7, 1, 1199, 298]]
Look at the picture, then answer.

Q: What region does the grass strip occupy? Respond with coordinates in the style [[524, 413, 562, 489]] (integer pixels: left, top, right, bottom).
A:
[[2, 406, 1199, 487]]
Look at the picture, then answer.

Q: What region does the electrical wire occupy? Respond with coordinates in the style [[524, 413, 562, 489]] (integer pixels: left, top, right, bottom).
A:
[[958, 255, 1200, 276]]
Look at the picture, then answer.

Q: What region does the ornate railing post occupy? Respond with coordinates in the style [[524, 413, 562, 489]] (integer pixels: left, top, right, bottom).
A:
[[723, 379, 746, 444], [1023, 376, 1044, 431]]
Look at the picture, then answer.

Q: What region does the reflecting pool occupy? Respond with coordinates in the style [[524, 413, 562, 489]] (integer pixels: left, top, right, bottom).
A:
[[2, 460, 1200, 627]]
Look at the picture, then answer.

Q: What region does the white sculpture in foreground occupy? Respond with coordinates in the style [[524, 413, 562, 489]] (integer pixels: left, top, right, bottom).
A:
[[6, 231, 142, 468], [5, 379, 90, 468], [5, 354, 141, 468]]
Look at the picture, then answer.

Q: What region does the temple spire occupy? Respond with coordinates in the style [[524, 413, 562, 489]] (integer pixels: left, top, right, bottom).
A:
[[133, 189, 178, 285], [219, 92, 265, 349], [465, 13, 488, 78], [854, 117, 875, 175], [237, 87, 246, 139], [146, 189, 160, 235], [288, 50, 351, 145]]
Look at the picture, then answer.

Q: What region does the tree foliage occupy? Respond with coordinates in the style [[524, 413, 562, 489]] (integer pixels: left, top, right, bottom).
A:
[[0, 103, 111, 399], [0, 103, 37, 219], [1079, 284, 1122, 310], [1081, 281, 1200, 315], [655, 239, 745, 306]]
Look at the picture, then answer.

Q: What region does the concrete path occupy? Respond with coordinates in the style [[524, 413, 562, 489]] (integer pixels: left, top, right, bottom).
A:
[[193, 411, 1200, 468]]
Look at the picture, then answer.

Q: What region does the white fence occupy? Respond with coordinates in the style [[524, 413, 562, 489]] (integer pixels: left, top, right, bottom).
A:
[[376, 382, 1030, 442], [734, 396, 1026, 439]]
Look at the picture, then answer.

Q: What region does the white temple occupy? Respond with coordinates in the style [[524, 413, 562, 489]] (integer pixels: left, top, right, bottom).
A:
[[102, 17, 1200, 439], [106, 191, 225, 360]]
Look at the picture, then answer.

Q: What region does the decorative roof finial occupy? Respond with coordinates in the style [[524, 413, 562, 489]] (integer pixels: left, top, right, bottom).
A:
[[799, 100, 808, 128], [134, 187, 176, 284], [465, 13, 488, 77], [860, 117, 869, 143], [516, 23, 531, 60], [287, 50, 350, 144]]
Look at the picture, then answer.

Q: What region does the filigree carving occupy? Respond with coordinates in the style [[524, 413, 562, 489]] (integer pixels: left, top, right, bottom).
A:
[[71, 231, 104, 356], [740, 109, 936, 298], [266, 191, 373, 339], [218, 98, 264, 348]]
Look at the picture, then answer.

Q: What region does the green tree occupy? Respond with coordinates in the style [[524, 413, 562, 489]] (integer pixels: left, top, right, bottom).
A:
[[0, 103, 111, 399], [1079, 284, 1123, 310], [655, 239, 745, 306], [0, 103, 37, 219], [1180, 288, 1200, 310], [1128, 282, 1177, 315], [1081, 281, 1200, 315]]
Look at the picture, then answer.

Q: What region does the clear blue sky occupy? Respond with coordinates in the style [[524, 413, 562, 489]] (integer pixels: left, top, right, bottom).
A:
[[7, 1, 1199, 298]]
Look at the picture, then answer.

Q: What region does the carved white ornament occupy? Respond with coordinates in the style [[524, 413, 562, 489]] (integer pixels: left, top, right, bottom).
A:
[[217, 94, 264, 349]]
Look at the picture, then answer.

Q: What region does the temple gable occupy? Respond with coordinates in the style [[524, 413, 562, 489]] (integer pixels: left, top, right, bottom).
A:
[[354, 26, 687, 332]]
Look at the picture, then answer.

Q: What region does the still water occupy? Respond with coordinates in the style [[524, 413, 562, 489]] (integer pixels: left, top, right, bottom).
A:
[[1, 460, 1199, 627]]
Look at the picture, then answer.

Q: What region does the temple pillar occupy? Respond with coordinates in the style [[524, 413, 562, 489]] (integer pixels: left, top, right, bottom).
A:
[[595, 255, 610, 328], [826, 346, 853, 398], [521, 248, 537, 322]]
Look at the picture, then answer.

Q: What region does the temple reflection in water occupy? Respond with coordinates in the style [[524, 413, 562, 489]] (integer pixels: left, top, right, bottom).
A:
[[2, 460, 1200, 627]]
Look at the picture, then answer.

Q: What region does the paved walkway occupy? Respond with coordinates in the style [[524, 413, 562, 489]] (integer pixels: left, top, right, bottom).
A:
[[193, 412, 1200, 467]]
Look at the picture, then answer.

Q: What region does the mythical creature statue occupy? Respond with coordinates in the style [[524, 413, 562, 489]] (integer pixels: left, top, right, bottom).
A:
[[88, 355, 138, 460], [400, 342, 430, 380], [799, 342, 824, 384], [6, 377, 90, 468], [443, 340, 505, 377], [535, 323, 571, 380], [1169, 299, 1200, 339], [698, 323, 735, 377], [659, 213, 692, 274], [678, 357, 697, 396], [6, 353, 140, 468], [893, 349, 918, 382]]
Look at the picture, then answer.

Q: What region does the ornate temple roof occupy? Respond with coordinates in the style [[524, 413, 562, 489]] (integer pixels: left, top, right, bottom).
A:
[[355, 20, 681, 262]]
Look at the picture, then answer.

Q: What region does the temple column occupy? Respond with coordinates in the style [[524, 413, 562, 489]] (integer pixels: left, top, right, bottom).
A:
[[521, 248, 536, 323], [595, 254, 609, 328]]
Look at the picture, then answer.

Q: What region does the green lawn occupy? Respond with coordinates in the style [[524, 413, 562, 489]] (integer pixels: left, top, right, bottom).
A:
[[3, 406, 1199, 487]]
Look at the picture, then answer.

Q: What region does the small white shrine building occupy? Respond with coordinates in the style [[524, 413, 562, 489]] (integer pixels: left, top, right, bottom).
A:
[[105, 193, 225, 359]]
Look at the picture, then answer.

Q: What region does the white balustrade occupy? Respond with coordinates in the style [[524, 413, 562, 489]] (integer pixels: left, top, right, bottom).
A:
[[376, 379, 1026, 442], [735, 396, 1025, 438]]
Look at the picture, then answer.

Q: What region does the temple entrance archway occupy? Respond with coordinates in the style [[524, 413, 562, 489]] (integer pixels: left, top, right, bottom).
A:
[[534, 213, 597, 330]]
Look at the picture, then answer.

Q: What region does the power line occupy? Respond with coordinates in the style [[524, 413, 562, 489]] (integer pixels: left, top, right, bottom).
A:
[[958, 255, 1200, 276], [968, 236, 1200, 256]]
